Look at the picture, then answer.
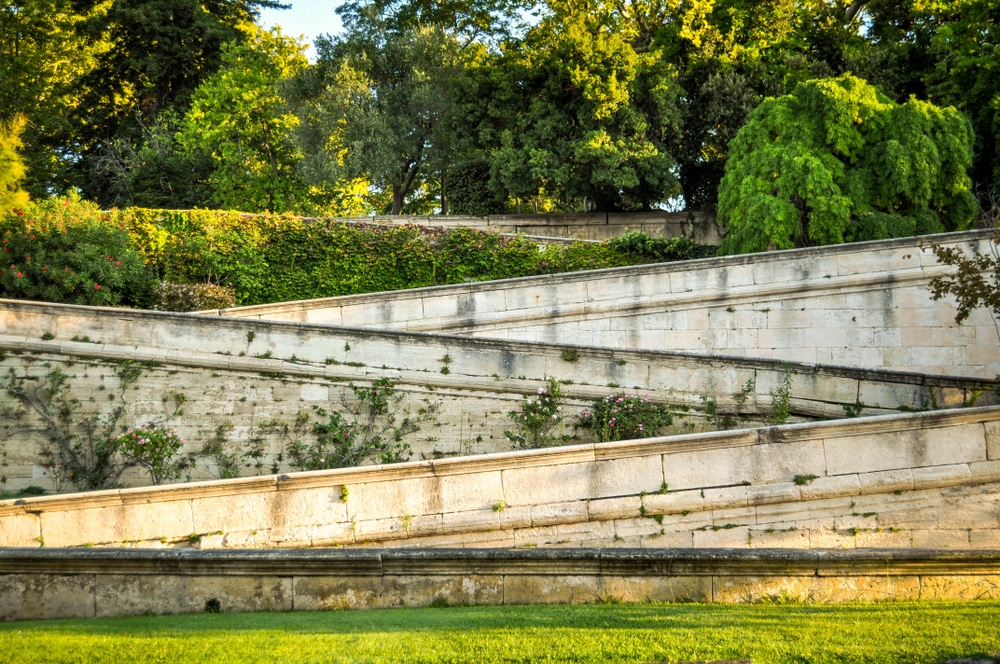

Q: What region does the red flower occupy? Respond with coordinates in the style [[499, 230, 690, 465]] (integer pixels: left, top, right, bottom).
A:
[[16, 272, 23, 278], [94, 284, 101, 290]]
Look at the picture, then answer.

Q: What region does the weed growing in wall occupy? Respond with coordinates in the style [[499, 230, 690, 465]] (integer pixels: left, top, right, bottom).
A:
[[765, 366, 792, 426], [578, 392, 672, 442], [504, 378, 571, 449]]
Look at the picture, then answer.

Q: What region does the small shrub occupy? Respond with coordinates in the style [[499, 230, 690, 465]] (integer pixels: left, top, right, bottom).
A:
[[504, 378, 569, 449], [579, 392, 673, 442], [150, 281, 237, 312], [117, 422, 194, 485]]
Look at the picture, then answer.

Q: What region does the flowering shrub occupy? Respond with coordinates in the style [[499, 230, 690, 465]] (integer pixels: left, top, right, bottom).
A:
[[578, 393, 673, 443], [117, 422, 194, 485], [504, 378, 570, 449], [285, 378, 434, 470], [150, 281, 237, 311], [0, 197, 154, 307]]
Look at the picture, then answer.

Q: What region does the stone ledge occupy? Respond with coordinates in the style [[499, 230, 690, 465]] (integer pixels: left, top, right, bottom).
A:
[[3, 546, 998, 578]]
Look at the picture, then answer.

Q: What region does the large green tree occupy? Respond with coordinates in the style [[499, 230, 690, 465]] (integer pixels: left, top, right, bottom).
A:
[[291, 22, 461, 215], [482, 0, 682, 212], [717, 74, 977, 254], [177, 26, 314, 213]]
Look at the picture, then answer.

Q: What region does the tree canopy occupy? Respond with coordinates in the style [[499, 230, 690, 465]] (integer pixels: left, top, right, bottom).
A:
[[717, 75, 977, 254], [4, 0, 997, 239]]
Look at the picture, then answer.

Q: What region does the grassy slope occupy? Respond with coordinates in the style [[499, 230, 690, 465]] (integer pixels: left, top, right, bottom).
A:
[[1, 601, 998, 663]]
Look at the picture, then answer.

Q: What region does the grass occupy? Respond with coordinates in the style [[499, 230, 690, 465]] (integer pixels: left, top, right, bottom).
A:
[[1, 601, 998, 663]]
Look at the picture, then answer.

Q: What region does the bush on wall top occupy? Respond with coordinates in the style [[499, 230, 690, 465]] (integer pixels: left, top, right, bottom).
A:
[[0, 201, 710, 309]]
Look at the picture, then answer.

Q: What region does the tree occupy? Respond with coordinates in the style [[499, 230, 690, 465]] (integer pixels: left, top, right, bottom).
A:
[[177, 26, 315, 213], [291, 23, 461, 215], [0, 115, 28, 212], [484, 0, 682, 211], [717, 74, 977, 254]]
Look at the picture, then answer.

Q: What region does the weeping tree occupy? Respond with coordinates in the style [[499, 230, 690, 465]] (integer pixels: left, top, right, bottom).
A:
[[717, 74, 978, 254]]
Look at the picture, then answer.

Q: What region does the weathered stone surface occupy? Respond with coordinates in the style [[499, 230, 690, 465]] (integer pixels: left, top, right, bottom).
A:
[[919, 575, 1000, 600], [0, 573, 95, 621], [503, 574, 602, 604], [95, 574, 292, 617], [0, 512, 40, 547]]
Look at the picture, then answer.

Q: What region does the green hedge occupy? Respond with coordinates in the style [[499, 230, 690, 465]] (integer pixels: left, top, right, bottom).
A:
[[0, 200, 712, 308]]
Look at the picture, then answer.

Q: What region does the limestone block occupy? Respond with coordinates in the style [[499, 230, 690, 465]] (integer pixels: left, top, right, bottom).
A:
[[503, 574, 601, 605], [910, 529, 972, 549], [404, 514, 445, 539], [531, 500, 588, 527], [587, 495, 642, 521], [612, 517, 670, 540], [95, 575, 292, 618], [970, 530, 1000, 548], [40, 504, 127, 548], [498, 505, 532, 530], [807, 528, 856, 549], [300, 383, 330, 402], [858, 469, 913, 495], [692, 525, 750, 548], [551, 520, 616, 545], [799, 474, 860, 501], [381, 574, 506, 608], [0, 573, 95, 621], [354, 517, 408, 542], [501, 461, 594, 507], [641, 490, 704, 516], [987, 422, 1000, 460], [919, 575, 1000, 600], [592, 455, 664, 499], [748, 527, 811, 549], [191, 491, 276, 534], [271, 486, 348, 530], [753, 502, 813, 526], [0, 512, 40, 547], [825, 424, 986, 477], [662, 447, 751, 491], [911, 463, 971, 490], [439, 471, 505, 513], [460, 529, 516, 548], [747, 482, 801, 506], [348, 476, 442, 522], [702, 486, 748, 510], [849, 528, 912, 548], [640, 530, 695, 548], [601, 575, 712, 603], [442, 508, 501, 533]]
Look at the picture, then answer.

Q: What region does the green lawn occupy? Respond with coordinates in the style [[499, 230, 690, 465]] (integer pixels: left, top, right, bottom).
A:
[[1, 601, 997, 663]]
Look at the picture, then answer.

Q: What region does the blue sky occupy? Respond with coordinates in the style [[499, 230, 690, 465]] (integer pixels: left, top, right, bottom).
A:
[[257, 0, 345, 58]]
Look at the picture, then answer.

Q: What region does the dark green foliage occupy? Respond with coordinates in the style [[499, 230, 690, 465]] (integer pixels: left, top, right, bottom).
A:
[[503, 378, 568, 449], [0, 198, 155, 307], [718, 75, 977, 254], [447, 160, 507, 216], [608, 231, 716, 263]]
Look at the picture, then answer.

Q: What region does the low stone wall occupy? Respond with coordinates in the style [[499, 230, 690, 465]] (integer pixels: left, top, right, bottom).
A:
[[215, 231, 1000, 379], [331, 210, 721, 244], [1, 300, 994, 493], [3, 407, 998, 552], [1, 547, 998, 621]]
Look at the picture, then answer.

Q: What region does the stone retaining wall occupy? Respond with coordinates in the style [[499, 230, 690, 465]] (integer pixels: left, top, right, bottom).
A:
[[1, 547, 998, 620], [215, 231, 1000, 379], [3, 407, 998, 552], [1, 300, 993, 493]]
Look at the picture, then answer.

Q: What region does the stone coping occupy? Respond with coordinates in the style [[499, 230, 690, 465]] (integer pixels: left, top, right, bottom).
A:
[[2, 547, 998, 577], [2, 405, 997, 516]]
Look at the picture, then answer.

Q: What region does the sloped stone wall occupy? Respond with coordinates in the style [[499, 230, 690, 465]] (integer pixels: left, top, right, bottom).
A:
[[216, 231, 999, 379]]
